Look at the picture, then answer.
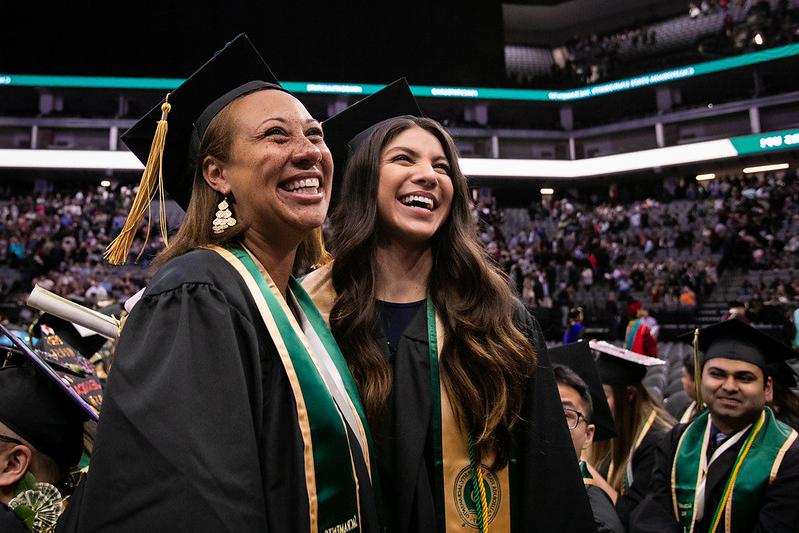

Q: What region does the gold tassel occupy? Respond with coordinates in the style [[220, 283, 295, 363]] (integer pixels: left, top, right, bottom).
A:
[[692, 327, 702, 415], [104, 95, 172, 265]]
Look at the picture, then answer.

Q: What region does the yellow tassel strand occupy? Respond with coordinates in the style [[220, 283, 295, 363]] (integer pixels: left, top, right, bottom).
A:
[[104, 95, 172, 265], [310, 227, 332, 269], [692, 328, 702, 417]]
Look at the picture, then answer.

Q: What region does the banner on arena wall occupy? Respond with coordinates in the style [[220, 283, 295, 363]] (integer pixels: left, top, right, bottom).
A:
[[2, 43, 799, 102]]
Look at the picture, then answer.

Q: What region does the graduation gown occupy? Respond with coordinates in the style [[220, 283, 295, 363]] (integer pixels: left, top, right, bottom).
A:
[[630, 414, 799, 533], [1, 503, 29, 533], [57, 249, 378, 532], [614, 426, 666, 527], [302, 266, 595, 532], [586, 485, 625, 533]]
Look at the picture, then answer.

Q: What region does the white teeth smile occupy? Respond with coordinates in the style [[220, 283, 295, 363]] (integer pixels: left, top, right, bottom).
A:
[[282, 177, 320, 193], [399, 194, 434, 210]]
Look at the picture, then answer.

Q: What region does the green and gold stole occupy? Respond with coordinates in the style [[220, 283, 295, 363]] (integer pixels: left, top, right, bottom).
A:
[[671, 407, 798, 533], [302, 263, 513, 532], [211, 246, 374, 533]]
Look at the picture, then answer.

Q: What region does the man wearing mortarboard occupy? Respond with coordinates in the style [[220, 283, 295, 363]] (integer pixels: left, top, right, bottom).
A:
[[631, 320, 799, 532]]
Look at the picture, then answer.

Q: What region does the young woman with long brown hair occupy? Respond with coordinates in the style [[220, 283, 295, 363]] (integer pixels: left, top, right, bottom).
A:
[[303, 81, 594, 532], [583, 342, 674, 529]]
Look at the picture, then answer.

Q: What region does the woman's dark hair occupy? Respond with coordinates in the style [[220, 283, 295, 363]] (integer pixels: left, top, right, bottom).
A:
[[328, 116, 536, 468], [154, 89, 326, 271]]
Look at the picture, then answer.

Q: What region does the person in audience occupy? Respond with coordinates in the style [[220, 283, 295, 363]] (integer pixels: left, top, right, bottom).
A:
[[624, 308, 658, 357], [563, 306, 585, 344], [585, 342, 675, 529], [631, 320, 799, 532], [550, 342, 624, 533]]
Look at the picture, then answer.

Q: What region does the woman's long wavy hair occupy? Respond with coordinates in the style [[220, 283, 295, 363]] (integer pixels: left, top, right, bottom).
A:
[[586, 382, 674, 490], [328, 116, 536, 468], [153, 88, 325, 271]]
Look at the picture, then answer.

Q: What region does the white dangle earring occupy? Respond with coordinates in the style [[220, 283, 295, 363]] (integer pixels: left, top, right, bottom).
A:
[[213, 195, 237, 234]]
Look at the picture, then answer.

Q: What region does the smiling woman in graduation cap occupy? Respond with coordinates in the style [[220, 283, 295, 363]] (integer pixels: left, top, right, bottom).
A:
[[57, 34, 379, 533], [302, 81, 594, 532]]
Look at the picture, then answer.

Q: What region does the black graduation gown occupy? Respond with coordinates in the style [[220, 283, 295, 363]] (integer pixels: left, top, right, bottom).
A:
[[1, 503, 29, 533], [56, 249, 378, 533], [615, 427, 666, 528], [586, 485, 625, 533], [372, 300, 596, 532], [630, 420, 799, 533]]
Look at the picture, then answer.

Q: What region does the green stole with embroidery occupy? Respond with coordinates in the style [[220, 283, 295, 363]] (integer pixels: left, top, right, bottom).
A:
[[426, 297, 513, 532], [211, 245, 375, 533], [672, 407, 798, 533]]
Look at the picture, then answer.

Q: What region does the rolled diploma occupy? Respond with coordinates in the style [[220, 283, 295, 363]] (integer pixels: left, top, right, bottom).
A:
[[27, 285, 120, 340]]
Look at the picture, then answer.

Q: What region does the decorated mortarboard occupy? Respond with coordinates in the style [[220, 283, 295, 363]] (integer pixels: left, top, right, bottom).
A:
[[32, 311, 115, 362], [0, 324, 94, 471], [322, 78, 421, 207], [0, 322, 100, 422], [590, 340, 665, 386], [549, 341, 616, 441], [106, 33, 286, 265]]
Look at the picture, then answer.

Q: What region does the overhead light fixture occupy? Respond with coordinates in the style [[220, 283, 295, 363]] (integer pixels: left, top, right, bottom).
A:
[[754, 33, 764, 46], [695, 173, 716, 181], [540, 188, 554, 195], [742, 163, 789, 173], [100, 180, 111, 187]]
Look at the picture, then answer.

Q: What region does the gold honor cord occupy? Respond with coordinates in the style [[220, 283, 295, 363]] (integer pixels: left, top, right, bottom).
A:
[[104, 94, 172, 265]]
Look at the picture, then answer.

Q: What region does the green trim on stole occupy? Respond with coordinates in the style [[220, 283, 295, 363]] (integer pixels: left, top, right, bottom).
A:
[[672, 407, 796, 532], [427, 297, 447, 532], [226, 246, 370, 532], [579, 461, 594, 485]]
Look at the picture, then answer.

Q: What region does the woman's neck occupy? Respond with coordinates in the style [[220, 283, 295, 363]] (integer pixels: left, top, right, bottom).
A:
[[374, 242, 432, 303], [243, 230, 298, 298]]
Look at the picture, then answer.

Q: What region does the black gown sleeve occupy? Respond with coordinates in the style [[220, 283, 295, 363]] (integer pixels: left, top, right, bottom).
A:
[[754, 440, 799, 533], [514, 305, 597, 532], [57, 282, 268, 533], [1, 504, 30, 533], [629, 425, 683, 533], [616, 429, 664, 527], [587, 485, 625, 533]]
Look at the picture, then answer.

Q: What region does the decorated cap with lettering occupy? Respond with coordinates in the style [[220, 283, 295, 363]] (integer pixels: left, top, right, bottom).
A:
[[591, 340, 665, 386]]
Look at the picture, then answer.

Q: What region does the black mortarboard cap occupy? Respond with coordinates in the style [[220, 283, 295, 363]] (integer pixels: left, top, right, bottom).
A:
[[0, 325, 91, 471], [689, 319, 799, 373], [121, 33, 285, 211], [591, 340, 665, 386], [322, 78, 421, 206], [549, 341, 617, 441]]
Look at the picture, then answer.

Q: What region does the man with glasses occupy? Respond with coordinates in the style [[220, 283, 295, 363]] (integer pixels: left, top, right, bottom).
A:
[[551, 342, 625, 533], [1, 364, 87, 532]]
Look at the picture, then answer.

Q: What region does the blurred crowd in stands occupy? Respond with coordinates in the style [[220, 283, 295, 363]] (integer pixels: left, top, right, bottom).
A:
[[1, 167, 798, 343], [546, 0, 798, 85], [473, 167, 799, 341]]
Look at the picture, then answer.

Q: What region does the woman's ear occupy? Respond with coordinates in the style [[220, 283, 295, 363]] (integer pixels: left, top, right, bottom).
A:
[[202, 156, 230, 196]]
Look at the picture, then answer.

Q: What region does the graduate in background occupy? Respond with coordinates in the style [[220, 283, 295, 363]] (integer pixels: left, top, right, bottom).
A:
[[585, 341, 674, 529], [563, 306, 585, 344], [0, 364, 89, 533], [58, 35, 378, 532], [303, 81, 594, 531], [550, 341, 624, 533], [631, 320, 799, 532]]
